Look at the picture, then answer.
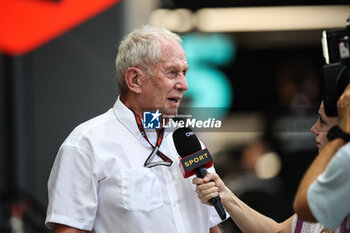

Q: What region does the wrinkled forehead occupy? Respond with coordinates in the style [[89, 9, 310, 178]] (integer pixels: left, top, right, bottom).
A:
[[157, 36, 183, 51], [158, 38, 186, 62]]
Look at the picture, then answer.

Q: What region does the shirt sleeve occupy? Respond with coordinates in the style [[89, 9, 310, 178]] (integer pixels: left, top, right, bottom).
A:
[[45, 144, 99, 231], [307, 143, 350, 230]]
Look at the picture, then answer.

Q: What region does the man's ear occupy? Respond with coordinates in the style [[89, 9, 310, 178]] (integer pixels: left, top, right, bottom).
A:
[[124, 67, 142, 94]]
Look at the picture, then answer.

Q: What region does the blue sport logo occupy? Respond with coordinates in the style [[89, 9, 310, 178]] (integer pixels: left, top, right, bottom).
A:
[[143, 110, 161, 129]]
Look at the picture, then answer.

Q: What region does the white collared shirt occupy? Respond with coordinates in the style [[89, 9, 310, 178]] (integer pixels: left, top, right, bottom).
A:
[[46, 97, 224, 233]]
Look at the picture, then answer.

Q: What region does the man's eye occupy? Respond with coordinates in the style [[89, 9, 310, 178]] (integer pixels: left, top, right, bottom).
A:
[[168, 71, 177, 77]]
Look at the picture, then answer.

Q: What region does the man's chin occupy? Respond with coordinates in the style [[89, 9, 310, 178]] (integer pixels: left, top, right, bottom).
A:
[[162, 108, 178, 117]]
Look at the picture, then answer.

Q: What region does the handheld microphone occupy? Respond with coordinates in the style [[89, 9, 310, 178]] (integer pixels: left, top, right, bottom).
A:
[[172, 127, 226, 220]]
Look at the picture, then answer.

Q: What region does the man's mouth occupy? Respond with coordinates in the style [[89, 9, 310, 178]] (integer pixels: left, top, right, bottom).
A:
[[167, 97, 181, 103]]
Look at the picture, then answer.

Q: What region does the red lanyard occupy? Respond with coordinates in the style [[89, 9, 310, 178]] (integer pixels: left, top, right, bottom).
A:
[[134, 114, 173, 168]]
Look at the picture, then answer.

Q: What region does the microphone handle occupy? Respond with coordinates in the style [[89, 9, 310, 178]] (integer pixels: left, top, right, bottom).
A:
[[195, 167, 227, 220], [194, 166, 208, 178]]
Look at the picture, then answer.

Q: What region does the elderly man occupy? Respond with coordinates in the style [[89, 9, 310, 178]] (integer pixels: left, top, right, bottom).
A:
[[45, 25, 224, 233]]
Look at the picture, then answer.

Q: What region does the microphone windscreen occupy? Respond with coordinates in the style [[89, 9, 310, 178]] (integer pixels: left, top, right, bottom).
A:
[[173, 127, 202, 158]]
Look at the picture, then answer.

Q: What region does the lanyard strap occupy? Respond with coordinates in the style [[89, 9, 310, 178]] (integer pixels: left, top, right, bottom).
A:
[[340, 216, 348, 233], [294, 216, 303, 233], [134, 113, 173, 168]]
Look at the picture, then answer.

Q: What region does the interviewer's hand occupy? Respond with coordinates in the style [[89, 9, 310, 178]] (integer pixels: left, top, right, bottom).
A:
[[338, 84, 350, 134], [192, 173, 229, 206]]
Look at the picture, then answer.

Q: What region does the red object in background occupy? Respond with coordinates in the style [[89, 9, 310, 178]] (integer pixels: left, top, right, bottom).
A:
[[0, 0, 122, 55]]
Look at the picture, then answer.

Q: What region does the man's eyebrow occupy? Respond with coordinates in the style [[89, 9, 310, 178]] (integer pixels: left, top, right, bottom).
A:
[[164, 65, 179, 71]]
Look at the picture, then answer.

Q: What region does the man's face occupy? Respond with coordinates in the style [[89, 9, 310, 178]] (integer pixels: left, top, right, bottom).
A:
[[139, 37, 189, 116]]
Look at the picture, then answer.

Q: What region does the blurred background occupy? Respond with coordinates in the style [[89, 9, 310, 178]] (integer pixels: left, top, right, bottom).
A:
[[1, 0, 350, 232]]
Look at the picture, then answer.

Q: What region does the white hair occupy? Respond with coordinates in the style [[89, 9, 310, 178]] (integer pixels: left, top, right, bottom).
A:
[[115, 25, 182, 95]]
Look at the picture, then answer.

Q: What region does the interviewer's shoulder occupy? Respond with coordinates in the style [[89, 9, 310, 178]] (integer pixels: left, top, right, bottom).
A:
[[338, 142, 350, 158]]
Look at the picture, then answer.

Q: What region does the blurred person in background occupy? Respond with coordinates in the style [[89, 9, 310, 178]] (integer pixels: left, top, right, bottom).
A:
[[45, 25, 224, 233], [265, 56, 321, 201], [223, 139, 290, 221], [192, 98, 339, 233], [294, 84, 350, 232]]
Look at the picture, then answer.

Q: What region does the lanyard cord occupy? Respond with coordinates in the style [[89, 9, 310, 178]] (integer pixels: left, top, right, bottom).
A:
[[134, 113, 173, 168]]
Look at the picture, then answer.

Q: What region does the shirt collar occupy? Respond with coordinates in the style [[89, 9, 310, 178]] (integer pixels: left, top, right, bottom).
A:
[[113, 96, 143, 140], [112, 96, 177, 141]]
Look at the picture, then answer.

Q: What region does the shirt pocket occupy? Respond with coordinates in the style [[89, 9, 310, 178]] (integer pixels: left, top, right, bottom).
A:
[[121, 167, 164, 211]]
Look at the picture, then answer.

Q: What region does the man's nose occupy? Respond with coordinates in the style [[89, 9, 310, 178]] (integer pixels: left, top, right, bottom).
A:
[[175, 73, 188, 92]]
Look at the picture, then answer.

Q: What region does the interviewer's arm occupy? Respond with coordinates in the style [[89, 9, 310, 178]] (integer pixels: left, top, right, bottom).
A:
[[193, 173, 293, 233], [53, 224, 86, 233]]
